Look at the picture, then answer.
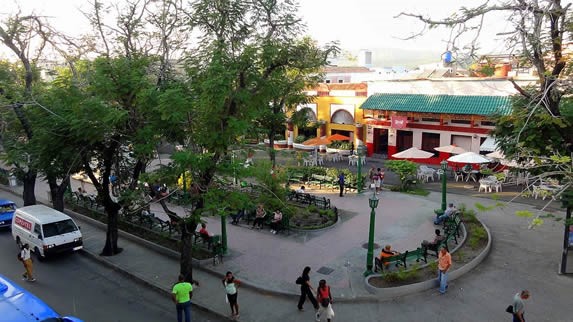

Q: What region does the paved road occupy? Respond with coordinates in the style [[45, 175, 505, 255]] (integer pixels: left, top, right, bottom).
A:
[[0, 193, 224, 322]]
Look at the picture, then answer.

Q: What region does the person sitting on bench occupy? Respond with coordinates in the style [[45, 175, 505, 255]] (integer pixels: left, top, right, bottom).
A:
[[231, 209, 245, 225], [251, 204, 266, 230], [269, 210, 283, 234], [434, 203, 456, 225], [198, 223, 213, 247], [296, 186, 306, 193], [422, 229, 445, 251], [379, 244, 400, 267]]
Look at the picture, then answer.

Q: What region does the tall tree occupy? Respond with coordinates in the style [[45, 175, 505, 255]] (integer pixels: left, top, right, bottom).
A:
[[253, 37, 335, 167], [168, 0, 334, 280], [73, 0, 188, 255], [400, 0, 573, 272]]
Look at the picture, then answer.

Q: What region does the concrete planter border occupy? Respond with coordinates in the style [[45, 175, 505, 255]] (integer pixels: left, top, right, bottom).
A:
[[363, 217, 492, 299]]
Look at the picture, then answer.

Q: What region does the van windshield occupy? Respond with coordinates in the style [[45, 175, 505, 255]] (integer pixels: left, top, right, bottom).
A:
[[42, 219, 78, 238]]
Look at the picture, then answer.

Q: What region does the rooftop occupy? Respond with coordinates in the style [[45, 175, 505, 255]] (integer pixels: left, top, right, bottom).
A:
[[360, 93, 511, 116]]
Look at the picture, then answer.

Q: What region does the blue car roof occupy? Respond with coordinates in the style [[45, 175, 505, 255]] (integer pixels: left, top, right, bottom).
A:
[[0, 199, 16, 206], [0, 274, 83, 322]]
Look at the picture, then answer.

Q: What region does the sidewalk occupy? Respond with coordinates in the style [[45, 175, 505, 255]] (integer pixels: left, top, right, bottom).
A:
[[2, 161, 573, 321]]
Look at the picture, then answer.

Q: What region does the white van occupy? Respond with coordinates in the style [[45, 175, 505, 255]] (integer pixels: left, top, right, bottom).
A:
[[11, 205, 83, 260]]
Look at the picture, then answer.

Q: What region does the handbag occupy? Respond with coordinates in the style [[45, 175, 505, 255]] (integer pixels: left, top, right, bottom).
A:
[[370, 183, 376, 189], [505, 305, 513, 314]]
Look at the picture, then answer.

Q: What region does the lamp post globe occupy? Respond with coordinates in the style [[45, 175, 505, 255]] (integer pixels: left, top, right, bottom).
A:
[[364, 191, 379, 276]]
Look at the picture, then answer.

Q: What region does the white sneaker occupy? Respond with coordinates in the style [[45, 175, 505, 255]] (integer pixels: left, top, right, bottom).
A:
[[315, 312, 320, 321], [273, 231, 277, 234], [270, 229, 274, 233]]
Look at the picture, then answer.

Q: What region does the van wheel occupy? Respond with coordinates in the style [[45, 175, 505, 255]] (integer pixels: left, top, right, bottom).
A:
[[16, 237, 22, 249], [34, 247, 45, 262]]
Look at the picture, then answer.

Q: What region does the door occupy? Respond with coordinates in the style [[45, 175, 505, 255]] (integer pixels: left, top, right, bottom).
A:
[[373, 128, 388, 156], [29, 223, 43, 255], [396, 130, 413, 151]]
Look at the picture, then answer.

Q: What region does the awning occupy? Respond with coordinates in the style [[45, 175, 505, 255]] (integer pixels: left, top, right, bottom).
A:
[[480, 136, 498, 152]]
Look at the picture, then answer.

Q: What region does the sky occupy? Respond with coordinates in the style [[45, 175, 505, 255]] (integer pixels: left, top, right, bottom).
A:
[[0, 0, 532, 57]]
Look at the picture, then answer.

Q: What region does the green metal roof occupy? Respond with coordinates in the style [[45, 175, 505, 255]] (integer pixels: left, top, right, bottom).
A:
[[359, 93, 511, 116]]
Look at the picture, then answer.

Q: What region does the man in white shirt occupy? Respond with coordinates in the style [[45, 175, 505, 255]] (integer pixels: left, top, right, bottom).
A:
[[512, 290, 530, 322], [19, 244, 35, 282]]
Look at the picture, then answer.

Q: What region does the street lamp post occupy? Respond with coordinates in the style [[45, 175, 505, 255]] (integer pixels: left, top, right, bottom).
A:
[[357, 145, 367, 194], [232, 152, 237, 186], [364, 191, 379, 276], [221, 213, 228, 255], [440, 160, 448, 212]]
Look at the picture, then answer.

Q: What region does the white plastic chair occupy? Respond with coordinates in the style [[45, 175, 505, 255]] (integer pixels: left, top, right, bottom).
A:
[[478, 179, 491, 193]]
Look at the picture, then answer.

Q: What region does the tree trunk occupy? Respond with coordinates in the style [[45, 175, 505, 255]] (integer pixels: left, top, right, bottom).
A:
[[268, 132, 276, 167], [180, 219, 198, 282], [561, 206, 572, 274], [47, 176, 69, 212], [22, 170, 37, 206], [101, 198, 122, 256]]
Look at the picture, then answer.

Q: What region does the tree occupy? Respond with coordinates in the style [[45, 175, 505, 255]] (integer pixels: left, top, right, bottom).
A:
[[251, 37, 336, 167], [385, 160, 418, 191], [68, 0, 189, 256], [166, 0, 334, 280], [400, 0, 573, 272]]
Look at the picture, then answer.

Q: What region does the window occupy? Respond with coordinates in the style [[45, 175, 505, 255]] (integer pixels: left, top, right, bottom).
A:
[[450, 119, 471, 125], [338, 79, 344, 83], [34, 224, 42, 238], [421, 132, 440, 155], [325, 79, 331, 83], [331, 110, 354, 125], [421, 118, 439, 122], [480, 121, 496, 126], [42, 219, 78, 238]]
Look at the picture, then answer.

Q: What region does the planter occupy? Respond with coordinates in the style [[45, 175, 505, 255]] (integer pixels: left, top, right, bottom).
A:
[[364, 216, 492, 299]]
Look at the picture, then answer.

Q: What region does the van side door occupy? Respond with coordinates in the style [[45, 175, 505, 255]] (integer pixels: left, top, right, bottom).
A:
[[29, 223, 43, 253]]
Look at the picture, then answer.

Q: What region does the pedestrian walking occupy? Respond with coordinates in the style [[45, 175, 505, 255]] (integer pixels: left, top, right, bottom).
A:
[[512, 290, 530, 322], [297, 266, 319, 312], [18, 244, 35, 282], [222, 271, 241, 320], [171, 274, 199, 322], [338, 173, 345, 197], [316, 279, 334, 322], [437, 246, 451, 294]]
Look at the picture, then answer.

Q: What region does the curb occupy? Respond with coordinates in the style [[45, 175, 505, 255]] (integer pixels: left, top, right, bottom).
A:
[[363, 216, 492, 299], [78, 249, 232, 321]]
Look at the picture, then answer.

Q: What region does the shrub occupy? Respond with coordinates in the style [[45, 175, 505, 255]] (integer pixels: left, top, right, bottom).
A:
[[469, 226, 487, 249], [385, 160, 417, 191], [382, 264, 420, 282], [294, 135, 306, 143]]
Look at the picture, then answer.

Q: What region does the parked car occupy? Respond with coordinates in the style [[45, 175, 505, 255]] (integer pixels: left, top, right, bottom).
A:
[[0, 199, 16, 229]]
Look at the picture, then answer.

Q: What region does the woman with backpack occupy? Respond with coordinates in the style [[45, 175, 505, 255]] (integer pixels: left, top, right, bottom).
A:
[[316, 279, 334, 322]]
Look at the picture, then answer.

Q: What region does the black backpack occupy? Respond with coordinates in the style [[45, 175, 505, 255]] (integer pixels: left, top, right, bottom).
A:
[[295, 276, 303, 285]]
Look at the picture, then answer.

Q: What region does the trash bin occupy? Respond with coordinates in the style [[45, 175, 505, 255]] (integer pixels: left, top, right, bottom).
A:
[[8, 176, 17, 187]]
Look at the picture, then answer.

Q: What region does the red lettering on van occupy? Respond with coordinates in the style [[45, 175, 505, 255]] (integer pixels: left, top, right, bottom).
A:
[[14, 216, 32, 231]]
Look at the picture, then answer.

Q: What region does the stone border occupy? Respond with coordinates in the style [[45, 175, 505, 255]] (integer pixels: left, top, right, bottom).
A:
[[363, 217, 492, 299]]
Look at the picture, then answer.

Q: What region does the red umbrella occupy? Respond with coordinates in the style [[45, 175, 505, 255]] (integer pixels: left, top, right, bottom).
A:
[[326, 134, 350, 141], [302, 137, 332, 146]]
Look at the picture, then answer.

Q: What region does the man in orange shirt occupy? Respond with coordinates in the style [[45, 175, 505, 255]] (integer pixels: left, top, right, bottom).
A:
[[379, 245, 400, 268], [438, 246, 452, 294]]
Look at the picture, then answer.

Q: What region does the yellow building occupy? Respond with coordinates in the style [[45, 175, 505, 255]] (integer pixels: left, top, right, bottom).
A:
[[289, 83, 368, 149]]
